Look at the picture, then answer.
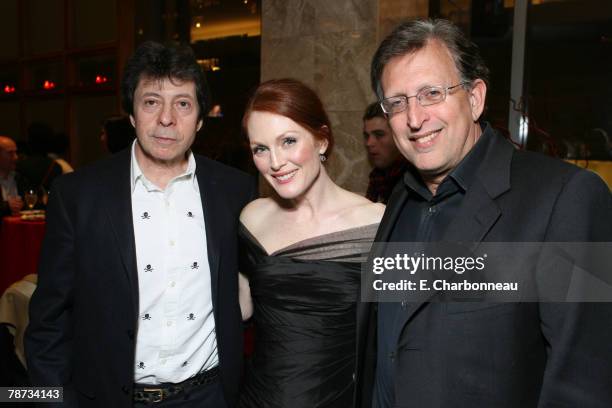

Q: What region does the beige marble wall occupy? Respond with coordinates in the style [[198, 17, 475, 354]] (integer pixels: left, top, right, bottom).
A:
[[379, 0, 429, 38], [260, 0, 428, 194]]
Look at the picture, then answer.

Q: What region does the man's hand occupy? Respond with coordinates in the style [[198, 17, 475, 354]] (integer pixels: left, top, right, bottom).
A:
[[8, 196, 23, 215]]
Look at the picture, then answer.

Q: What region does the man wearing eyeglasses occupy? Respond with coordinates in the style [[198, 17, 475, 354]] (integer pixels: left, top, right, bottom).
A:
[[355, 19, 612, 408]]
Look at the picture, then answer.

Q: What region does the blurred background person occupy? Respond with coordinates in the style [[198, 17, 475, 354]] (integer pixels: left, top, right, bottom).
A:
[[191, 115, 256, 175], [363, 102, 408, 203], [0, 136, 25, 217], [47, 132, 74, 174], [100, 115, 136, 154], [16, 122, 62, 192]]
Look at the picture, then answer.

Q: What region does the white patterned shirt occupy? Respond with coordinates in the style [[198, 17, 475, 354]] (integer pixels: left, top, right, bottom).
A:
[[130, 142, 218, 384]]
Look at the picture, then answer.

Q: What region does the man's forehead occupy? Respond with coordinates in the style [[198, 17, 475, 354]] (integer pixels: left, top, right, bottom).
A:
[[365, 117, 390, 130], [136, 76, 196, 94], [382, 40, 460, 91]]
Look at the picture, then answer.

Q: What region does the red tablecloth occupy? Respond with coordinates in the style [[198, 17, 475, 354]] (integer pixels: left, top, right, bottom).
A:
[[0, 216, 46, 294]]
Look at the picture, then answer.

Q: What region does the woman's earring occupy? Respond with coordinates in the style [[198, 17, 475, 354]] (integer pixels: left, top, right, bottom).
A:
[[319, 154, 327, 162]]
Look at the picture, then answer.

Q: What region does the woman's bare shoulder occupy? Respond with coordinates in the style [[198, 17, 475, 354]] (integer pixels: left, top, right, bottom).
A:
[[339, 191, 385, 226], [240, 197, 278, 231]]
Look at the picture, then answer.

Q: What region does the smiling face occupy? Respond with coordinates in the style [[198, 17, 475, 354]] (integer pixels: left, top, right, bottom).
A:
[[363, 116, 401, 169], [381, 40, 486, 185], [130, 76, 202, 170], [247, 111, 328, 200]]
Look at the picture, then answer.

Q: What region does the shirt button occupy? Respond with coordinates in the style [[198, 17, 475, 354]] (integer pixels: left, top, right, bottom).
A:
[[428, 206, 436, 214], [401, 301, 407, 309], [169, 281, 176, 288], [167, 321, 173, 327], [165, 200, 170, 208], [389, 351, 395, 362], [169, 240, 175, 246], [161, 359, 167, 365]]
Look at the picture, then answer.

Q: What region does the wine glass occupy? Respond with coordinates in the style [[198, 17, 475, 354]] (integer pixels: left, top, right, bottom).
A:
[[25, 189, 38, 210]]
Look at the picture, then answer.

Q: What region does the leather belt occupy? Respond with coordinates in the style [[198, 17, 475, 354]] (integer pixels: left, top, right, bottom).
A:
[[133, 366, 219, 404]]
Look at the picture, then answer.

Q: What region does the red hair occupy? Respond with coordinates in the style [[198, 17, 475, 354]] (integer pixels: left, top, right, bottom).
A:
[[242, 78, 334, 158]]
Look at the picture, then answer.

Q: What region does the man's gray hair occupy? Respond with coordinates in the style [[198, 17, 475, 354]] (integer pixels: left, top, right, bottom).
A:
[[371, 19, 490, 99]]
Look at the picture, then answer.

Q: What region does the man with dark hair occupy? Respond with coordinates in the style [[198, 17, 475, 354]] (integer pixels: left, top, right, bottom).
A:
[[363, 102, 407, 204], [26, 41, 256, 407], [356, 19, 612, 408]]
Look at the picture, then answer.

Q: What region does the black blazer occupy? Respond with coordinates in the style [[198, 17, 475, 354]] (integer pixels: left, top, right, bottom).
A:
[[25, 149, 256, 407], [355, 127, 612, 408]]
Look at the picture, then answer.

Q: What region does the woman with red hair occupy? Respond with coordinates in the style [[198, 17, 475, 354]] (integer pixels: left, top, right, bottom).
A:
[[238, 79, 383, 407]]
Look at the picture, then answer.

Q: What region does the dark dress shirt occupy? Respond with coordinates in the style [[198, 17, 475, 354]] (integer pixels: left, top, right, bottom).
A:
[[373, 127, 489, 408]]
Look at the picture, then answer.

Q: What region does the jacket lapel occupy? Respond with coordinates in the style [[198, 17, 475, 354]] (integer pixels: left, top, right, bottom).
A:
[[103, 150, 139, 315], [195, 157, 221, 311], [374, 184, 409, 244], [442, 181, 502, 244], [356, 184, 409, 373], [443, 128, 514, 244], [397, 128, 515, 326]]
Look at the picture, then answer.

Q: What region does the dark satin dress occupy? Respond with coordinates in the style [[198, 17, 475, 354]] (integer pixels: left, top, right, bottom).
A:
[[238, 223, 378, 408]]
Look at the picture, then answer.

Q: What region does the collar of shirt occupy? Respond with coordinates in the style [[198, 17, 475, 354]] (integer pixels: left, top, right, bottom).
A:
[[130, 140, 198, 193], [402, 122, 494, 202]]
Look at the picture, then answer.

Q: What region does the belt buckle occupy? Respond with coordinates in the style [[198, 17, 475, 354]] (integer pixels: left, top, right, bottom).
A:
[[143, 388, 164, 403]]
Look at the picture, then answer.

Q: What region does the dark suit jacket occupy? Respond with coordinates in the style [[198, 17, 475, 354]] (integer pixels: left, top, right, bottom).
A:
[[355, 126, 612, 408], [25, 149, 256, 407]]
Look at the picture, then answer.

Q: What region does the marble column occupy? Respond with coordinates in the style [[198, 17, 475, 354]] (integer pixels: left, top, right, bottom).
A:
[[260, 0, 428, 194]]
